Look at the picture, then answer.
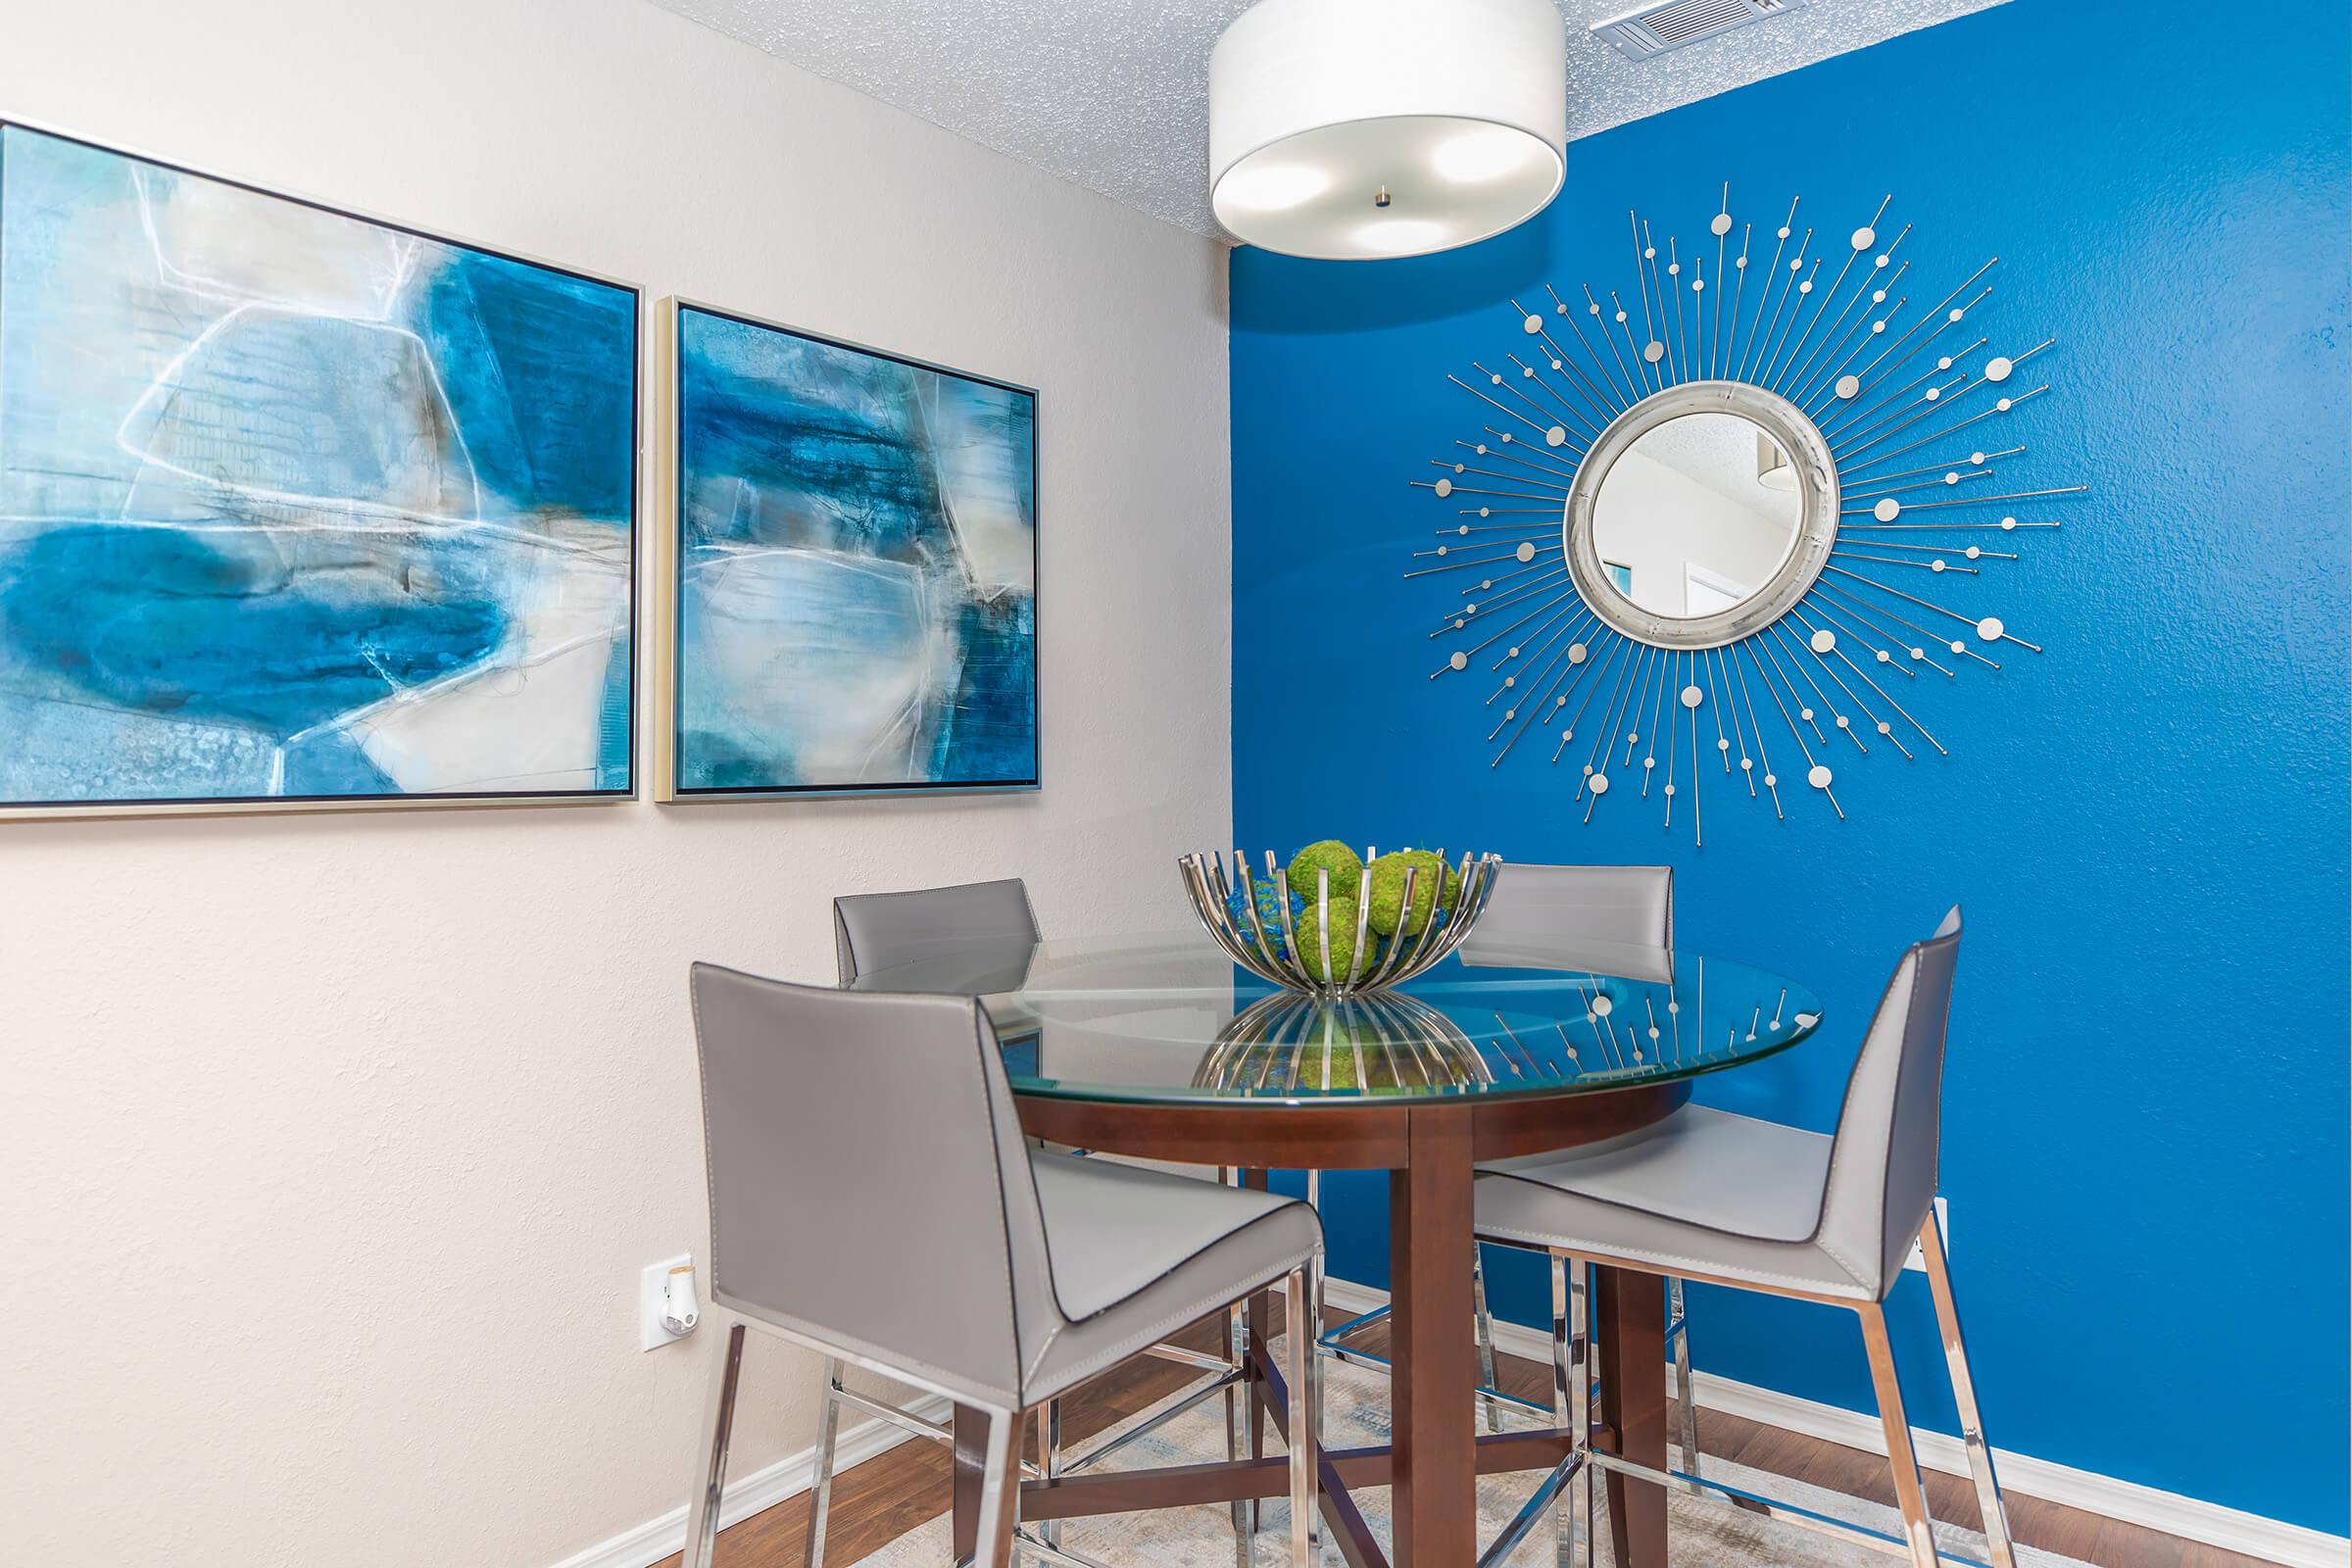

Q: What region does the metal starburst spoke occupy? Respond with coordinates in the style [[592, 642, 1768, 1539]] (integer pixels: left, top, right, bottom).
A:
[[1409, 179, 2078, 843]]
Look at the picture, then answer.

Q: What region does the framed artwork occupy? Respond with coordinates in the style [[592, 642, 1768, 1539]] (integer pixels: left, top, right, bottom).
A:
[[656, 299, 1039, 800], [0, 122, 641, 818]]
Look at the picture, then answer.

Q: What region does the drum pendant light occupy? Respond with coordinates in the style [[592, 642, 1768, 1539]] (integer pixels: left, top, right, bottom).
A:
[[1208, 0, 1567, 261]]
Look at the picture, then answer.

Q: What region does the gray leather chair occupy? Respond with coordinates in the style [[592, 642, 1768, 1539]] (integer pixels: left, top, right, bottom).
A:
[[833, 876, 1040, 986], [831, 877, 1249, 1559], [1456, 861, 1675, 985], [685, 963, 1324, 1568], [1473, 908, 2018, 1568]]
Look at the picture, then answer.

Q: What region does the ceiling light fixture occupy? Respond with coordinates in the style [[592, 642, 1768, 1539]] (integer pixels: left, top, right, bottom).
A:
[[1356, 218, 1448, 256], [1208, 0, 1567, 262], [1219, 163, 1333, 214], [1430, 123, 1539, 186]]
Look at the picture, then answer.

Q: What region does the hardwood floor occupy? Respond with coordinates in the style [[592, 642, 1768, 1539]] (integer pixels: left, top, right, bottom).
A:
[[662, 1304, 2275, 1568]]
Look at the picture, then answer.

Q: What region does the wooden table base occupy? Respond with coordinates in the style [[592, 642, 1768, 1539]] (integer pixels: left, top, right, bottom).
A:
[[969, 1093, 1686, 1568], [1388, 1108, 1476, 1568], [1596, 1266, 1669, 1565], [956, 1294, 1663, 1568], [956, 1292, 1666, 1565], [1001, 1346, 1583, 1556]]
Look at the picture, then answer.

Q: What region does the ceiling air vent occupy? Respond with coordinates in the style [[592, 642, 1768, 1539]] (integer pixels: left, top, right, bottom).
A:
[[1591, 0, 1815, 62]]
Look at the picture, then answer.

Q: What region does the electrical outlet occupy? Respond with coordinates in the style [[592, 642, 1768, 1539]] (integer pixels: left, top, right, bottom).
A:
[[641, 1253, 695, 1350], [1901, 1197, 1949, 1274]]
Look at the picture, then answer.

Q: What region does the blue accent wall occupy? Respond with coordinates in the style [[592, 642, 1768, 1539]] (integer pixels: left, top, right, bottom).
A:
[[1228, 0, 2349, 1532]]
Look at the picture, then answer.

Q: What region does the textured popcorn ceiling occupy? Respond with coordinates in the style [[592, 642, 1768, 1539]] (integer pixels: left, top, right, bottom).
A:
[[644, 0, 2010, 237]]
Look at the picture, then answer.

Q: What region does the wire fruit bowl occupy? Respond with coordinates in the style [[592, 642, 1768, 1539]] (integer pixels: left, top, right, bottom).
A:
[[1194, 991, 1488, 1095], [1177, 848, 1503, 999]]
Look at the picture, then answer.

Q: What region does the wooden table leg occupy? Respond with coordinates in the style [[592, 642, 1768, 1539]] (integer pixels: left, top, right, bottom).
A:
[[953, 1403, 988, 1563], [1242, 1170, 1273, 1484], [1595, 1266, 1669, 1568], [1390, 1105, 1476, 1568]]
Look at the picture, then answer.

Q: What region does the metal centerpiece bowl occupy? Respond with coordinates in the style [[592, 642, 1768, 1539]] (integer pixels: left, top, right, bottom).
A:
[[1195, 992, 1489, 1095], [1177, 848, 1503, 999]]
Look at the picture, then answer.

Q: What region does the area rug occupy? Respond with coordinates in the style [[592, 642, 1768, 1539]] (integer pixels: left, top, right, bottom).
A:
[[849, 1336, 2088, 1568]]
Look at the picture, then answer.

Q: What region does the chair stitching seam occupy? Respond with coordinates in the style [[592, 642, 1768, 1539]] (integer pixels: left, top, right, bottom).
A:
[[1473, 1164, 1868, 1292], [1024, 1200, 1320, 1390], [1035, 1252, 1321, 1393]]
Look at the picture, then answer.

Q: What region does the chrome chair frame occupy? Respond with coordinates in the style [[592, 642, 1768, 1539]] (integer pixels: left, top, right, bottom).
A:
[[691, 1273, 1319, 1568], [802, 1240, 1264, 1568], [1473, 909, 2017, 1568], [687, 961, 1321, 1568], [823, 881, 1262, 1566], [1505, 1205, 2013, 1568]]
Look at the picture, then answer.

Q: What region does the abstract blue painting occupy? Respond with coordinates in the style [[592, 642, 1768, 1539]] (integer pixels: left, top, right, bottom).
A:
[[0, 125, 639, 811], [667, 304, 1038, 796]]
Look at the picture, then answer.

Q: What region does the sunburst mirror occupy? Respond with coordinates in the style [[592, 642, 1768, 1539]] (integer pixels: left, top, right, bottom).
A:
[[1414, 185, 2082, 843]]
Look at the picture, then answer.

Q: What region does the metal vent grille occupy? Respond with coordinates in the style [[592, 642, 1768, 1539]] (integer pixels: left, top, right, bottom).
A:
[[1591, 0, 1813, 61]]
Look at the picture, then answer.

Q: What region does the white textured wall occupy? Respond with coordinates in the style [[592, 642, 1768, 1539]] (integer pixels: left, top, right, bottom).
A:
[[0, 2, 1231, 1563]]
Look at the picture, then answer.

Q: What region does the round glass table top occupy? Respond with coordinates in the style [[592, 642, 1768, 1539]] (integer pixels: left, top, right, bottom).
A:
[[852, 932, 1823, 1106]]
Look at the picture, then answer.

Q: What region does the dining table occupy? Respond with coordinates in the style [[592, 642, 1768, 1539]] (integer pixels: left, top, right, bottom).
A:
[[851, 924, 1822, 1568]]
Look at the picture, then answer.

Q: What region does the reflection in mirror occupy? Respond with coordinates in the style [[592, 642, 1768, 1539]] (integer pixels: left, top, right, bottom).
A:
[[1591, 412, 1802, 620], [1197, 992, 1487, 1096]]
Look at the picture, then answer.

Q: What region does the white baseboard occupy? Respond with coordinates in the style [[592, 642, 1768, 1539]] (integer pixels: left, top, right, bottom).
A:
[[1324, 1279, 2348, 1568], [550, 1388, 953, 1568]]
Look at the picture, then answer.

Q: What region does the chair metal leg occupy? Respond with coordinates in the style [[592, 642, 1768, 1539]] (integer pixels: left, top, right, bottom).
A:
[[802, 1357, 845, 1568], [1284, 1267, 1321, 1567], [1302, 1170, 1327, 1429], [685, 1322, 748, 1568], [1917, 1213, 2019, 1568], [968, 1406, 1022, 1568], [1038, 1396, 1064, 1551], [1550, 1251, 1593, 1568], [1857, 1303, 1939, 1568], [1225, 1301, 1252, 1567], [1471, 1247, 1501, 1434], [1304, 1195, 1326, 1450], [1228, 1167, 1259, 1555], [1668, 1277, 1702, 1488]]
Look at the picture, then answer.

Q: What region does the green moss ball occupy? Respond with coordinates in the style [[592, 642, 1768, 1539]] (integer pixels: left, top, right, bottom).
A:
[[1294, 900, 1375, 983], [1300, 1041, 1361, 1090], [1365, 849, 1463, 937], [1286, 840, 1364, 903]]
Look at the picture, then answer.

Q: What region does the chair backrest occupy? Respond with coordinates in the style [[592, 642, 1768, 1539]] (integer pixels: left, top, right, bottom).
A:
[[833, 877, 1041, 986], [1814, 906, 1964, 1298], [689, 962, 1058, 1407], [1457, 863, 1673, 982]]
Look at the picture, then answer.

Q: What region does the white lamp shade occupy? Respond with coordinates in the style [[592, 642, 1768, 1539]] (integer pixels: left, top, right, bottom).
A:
[[1757, 432, 1799, 491], [1209, 0, 1566, 261]]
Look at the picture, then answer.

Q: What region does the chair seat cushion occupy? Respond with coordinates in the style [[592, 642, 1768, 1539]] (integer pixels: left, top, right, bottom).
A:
[[1475, 1104, 1877, 1301], [1023, 1152, 1319, 1402]]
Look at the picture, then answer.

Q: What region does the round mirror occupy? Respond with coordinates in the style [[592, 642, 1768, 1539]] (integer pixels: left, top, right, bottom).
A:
[[1562, 382, 1838, 650], [1592, 413, 1802, 619]]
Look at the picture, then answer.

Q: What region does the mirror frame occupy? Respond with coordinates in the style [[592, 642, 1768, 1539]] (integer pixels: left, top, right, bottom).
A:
[[1409, 178, 2084, 839], [1563, 380, 1838, 651]]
